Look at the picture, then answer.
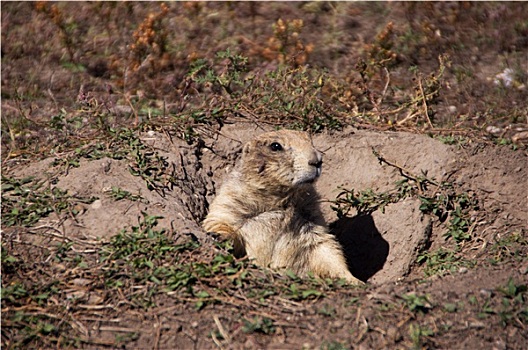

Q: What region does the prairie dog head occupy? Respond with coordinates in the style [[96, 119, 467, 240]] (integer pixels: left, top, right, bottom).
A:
[[240, 130, 322, 189]]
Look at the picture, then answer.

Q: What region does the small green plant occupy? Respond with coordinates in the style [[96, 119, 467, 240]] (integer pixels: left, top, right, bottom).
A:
[[408, 323, 434, 350], [488, 231, 527, 265], [418, 184, 477, 243], [189, 48, 248, 97], [332, 185, 407, 217], [185, 49, 344, 133], [242, 317, 276, 334], [285, 283, 323, 301], [417, 246, 474, 277], [105, 186, 144, 202], [318, 304, 336, 317], [443, 302, 458, 313], [401, 293, 432, 314], [99, 212, 197, 305], [1, 176, 96, 227], [496, 278, 528, 327], [434, 134, 468, 146]]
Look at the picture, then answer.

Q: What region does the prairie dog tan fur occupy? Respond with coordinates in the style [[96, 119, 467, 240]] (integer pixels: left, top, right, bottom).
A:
[[203, 130, 362, 285]]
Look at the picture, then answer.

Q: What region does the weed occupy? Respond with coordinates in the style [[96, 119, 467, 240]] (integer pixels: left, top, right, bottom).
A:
[[400, 293, 432, 314], [363, 21, 399, 69], [242, 317, 276, 334], [434, 134, 468, 146], [189, 48, 248, 97], [408, 323, 434, 350], [1, 176, 96, 227], [417, 183, 477, 244], [186, 49, 343, 133], [496, 278, 528, 327], [1, 282, 28, 304], [263, 18, 313, 66], [286, 283, 323, 301], [417, 246, 474, 277], [105, 186, 144, 202], [318, 304, 336, 317], [476, 299, 496, 319], [443, 302, 458, 313], [1, 244, 18, 271], [129, 3, 170, 72], [332, 183, 410, 217]]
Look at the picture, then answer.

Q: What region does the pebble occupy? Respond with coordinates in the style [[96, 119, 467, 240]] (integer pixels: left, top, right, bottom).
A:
[[91, 199, 102, 209], [479, 288, 493, 298], [486, 126, 502, 135], [72, 278, 92, 286]]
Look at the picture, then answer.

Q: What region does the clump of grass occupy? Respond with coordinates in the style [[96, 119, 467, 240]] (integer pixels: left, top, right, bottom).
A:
[[488, 231, 527, 265], [184, 49, 344, 133], [416, 246, 475, 277]]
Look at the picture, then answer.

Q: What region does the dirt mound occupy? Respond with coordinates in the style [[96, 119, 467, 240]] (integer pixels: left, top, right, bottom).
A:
[[3, 125, 527, 349], [9, 125, 527, 286], [7, 126, 464, 284]]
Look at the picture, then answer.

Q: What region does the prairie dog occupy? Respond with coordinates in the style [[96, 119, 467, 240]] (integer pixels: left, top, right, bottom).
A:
[[203, 130, 362, 285]]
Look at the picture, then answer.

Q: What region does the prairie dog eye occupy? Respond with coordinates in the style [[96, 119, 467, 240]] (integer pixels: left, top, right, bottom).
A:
[[269, 142, 283, 152]]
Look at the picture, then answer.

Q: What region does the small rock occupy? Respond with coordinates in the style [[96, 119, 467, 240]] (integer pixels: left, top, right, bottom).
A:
[[72, 278, 92, 286], [469, 321, 485, 329], [458, 267, 468, 274], [512, 131, 528, 143], [87, 293, 104, 305], [66, 291, 86, 300], [479, 288, 493, 298], [91, 199, 102, 210], [486, 126, 503, 135], [492, 338, 507, 350]]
